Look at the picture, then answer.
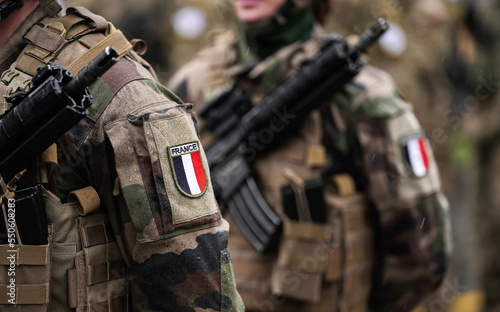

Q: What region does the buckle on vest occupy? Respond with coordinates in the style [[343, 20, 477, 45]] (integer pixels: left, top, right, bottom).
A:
[[1, 63, 32, 94], [44, 21, 67, 37], [0, 62, 19, 84]]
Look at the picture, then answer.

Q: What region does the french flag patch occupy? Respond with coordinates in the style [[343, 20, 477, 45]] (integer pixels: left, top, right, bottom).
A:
[[169, 142, 207, 197], [402, 134, 429, 178]]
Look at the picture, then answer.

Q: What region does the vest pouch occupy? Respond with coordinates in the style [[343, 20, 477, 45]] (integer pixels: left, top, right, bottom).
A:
[[69, 213, 129, 312], [325, 192, 374, 312], [271, 219, 334, 303], [0, 233, 52, 311]]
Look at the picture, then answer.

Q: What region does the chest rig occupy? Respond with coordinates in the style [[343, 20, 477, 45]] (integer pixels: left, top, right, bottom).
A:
[[0, 7, 134, 311]]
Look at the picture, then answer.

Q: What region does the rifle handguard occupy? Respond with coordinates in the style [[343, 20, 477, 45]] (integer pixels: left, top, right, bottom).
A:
[[0, 47, 119, 181]]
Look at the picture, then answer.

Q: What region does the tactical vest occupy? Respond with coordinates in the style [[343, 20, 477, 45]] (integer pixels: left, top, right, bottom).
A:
[[0, 7, 142, 311], [191, 30, 375, 312]]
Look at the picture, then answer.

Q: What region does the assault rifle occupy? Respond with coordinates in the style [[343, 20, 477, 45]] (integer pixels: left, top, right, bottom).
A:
[[0, 47, 119, 182], [201, 19, 389, 253]]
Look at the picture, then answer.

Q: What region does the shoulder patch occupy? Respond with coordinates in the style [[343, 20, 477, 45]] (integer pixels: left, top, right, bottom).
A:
[[168, 141, 208, 197], [149, 114, 218, 225], [401, 132, 429, 178]]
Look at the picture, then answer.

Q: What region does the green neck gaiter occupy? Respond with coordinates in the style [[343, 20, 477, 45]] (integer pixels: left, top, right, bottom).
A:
[[237, 5, 314, 61]]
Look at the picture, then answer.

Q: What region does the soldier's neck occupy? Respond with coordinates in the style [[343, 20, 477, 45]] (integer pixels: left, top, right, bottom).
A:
[[238, 5, 314, 61]]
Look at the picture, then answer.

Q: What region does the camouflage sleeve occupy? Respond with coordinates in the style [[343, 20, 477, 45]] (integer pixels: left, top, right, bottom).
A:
[[339, 66, 453, 312], [58, 58, 244, 311]]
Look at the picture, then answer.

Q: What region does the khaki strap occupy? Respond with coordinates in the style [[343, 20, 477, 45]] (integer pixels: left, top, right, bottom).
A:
[[333, 174, 356, 197], [130, 38, 148, 56], [81, 223, 116, 248], [345, 232, 373, 262], [67, 25, 132, 76], [277, 249, 330, 272], [0, 284, 49, 304], [89, 296, 128, 312], [276, 244, 344, 279], [40, 144, 58, 165], [325, 248, 344, 281], [283, 220, 330, 241], [87, 260, 127, 286], [0, 245, 50, 266], [61, 7, 108, 40], [24, 23, 66, 53], [68, 7, 108, 32], [271, 266, 323, 303], [68, 186, 101, 216], [306, 144, 327, 167], [343, 263, 373, 294], [282, 167, 305, 187], [67, 269, 78, 308], [283, 168, 312, 222]]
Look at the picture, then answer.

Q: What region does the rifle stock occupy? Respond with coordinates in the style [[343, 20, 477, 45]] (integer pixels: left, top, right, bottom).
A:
[[205, 20, 389, 253]]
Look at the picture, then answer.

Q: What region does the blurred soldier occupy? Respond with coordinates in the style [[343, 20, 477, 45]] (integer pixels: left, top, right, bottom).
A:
[[168, 0, 452, 311], [453, 0, 500, 310], [0, 0, 243, 311]]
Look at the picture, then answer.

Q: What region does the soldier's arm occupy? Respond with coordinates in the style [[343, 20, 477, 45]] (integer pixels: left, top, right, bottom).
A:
[[339, 66, 452, 312], [61, 57, 244, 311]]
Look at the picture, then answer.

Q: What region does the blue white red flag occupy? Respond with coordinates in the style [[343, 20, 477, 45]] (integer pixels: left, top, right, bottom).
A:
[[403, 134, 429, 178], [169, 142, 207, 197]]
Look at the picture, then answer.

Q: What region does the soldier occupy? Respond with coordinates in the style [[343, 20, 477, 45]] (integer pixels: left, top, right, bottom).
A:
[[0, 0, 243, 311], [168, 0, 452, 311]]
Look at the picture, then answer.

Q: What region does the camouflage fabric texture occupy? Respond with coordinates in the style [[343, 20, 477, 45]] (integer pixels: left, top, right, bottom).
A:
[[168, 23, 452, 312], [0, 6, 243, 312]]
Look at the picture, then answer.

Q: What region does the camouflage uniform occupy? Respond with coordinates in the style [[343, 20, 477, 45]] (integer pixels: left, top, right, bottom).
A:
[[0, 4, 243, 312], [168, 6, 452, 312]]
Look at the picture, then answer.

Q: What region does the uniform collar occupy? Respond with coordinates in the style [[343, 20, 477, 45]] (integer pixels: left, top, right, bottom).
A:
[[230, 23, 325, 80], [237, 5, 315, 61]]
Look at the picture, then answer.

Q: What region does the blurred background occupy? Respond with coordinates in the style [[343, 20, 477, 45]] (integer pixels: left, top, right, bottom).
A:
[[64, 0, 499, 311]]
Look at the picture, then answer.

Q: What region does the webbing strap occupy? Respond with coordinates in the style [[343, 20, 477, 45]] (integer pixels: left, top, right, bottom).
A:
[[333, 174, 356, 197], [277, 249, 330, 272], [87, 260, 127, 286], [40, 144, 58, 165], [66, 26, 132, 76], [67, 269, 78, 308], [68, 186, 101, 216], [306, 144, 327, 167], [89, 296, 128, 312], [0, 284, 49, 304], [283, 220, 330, 241], [326, 248, 344, 281], [277, 244, 344, 278], [61, 7, 107, 39], [0, 245, 49, 266], [80, 224, 116, 248], [24, 23, 65, 53]]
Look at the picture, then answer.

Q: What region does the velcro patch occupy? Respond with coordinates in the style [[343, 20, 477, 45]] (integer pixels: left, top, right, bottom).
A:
[[169, 142, 207, 197], [402, 133, 429, 178]]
